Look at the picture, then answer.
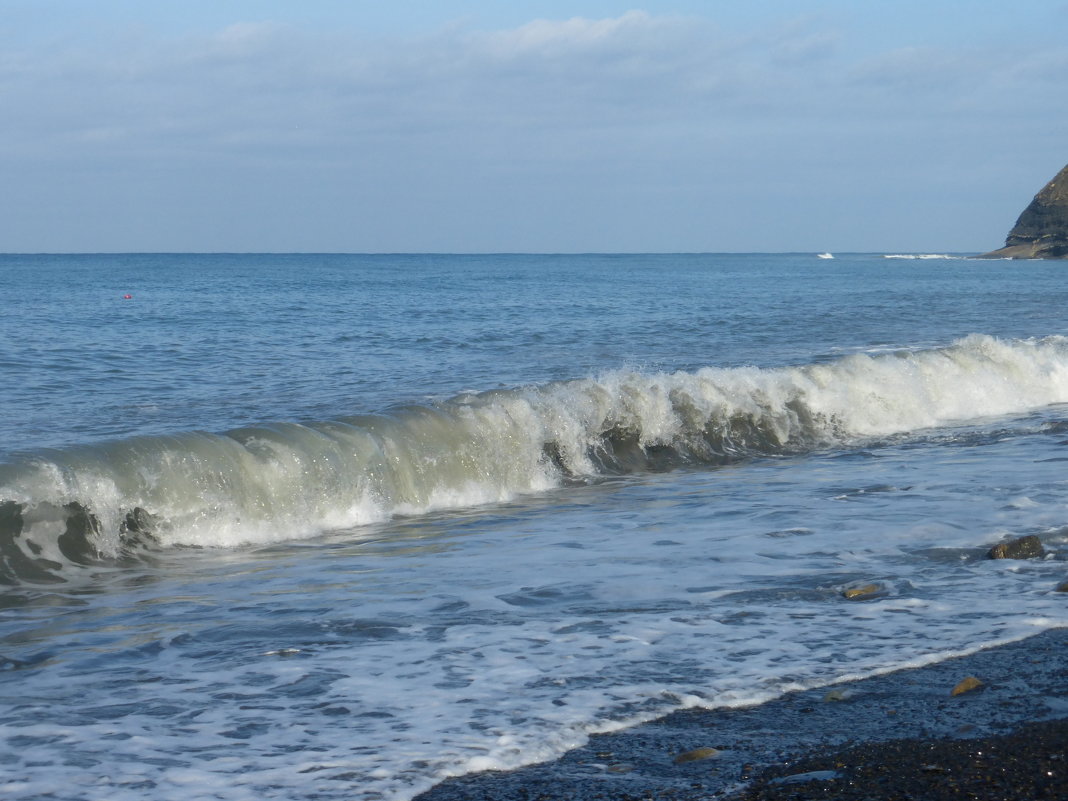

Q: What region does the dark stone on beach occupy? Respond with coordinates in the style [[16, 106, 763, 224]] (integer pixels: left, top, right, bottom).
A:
[[736, 718, 1068, 801], [987, 534, 1045, 560], [1056, 579, 1068, 593], [950, 676, 984, 696], [979, 164, 1068, 259], [674, 747, 721, 764]]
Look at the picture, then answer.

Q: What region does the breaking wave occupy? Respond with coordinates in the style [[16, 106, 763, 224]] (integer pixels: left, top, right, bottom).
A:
[[4, 334, 1068, 584], [883, 254, 963, 260]]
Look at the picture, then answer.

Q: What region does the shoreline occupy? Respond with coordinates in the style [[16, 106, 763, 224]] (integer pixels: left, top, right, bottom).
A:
[[415, 627, 1068, 800]]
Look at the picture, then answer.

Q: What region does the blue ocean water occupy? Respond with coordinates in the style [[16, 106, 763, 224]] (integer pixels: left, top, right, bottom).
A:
[[3, 252, 1068, 800]]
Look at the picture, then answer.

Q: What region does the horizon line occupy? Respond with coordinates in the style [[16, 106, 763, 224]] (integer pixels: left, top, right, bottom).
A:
[[0, 250, 982, 257]]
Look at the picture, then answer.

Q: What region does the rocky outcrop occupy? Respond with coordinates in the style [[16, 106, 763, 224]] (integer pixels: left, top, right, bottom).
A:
[[979, 164, 1068, 259]]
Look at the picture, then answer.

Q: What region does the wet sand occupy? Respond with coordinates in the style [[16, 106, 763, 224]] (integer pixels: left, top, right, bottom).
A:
[[416, 627, 1068, 800]]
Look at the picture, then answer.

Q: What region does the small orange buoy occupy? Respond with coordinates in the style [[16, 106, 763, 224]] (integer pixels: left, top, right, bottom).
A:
[[123, 294, 133, 299]]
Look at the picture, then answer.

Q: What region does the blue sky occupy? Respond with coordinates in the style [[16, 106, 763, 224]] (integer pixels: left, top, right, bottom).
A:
[[2, 1, 1066, 252]]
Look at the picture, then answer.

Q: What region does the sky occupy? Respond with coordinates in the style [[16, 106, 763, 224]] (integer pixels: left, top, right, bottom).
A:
[[2, 1, 1066, 253]]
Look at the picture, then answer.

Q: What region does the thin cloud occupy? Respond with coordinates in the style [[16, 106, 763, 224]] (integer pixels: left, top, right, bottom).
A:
[[0, 9, 1064, 251], [3, 10, 1061, 162]]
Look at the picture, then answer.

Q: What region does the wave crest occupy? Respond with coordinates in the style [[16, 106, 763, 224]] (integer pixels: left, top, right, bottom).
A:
[[3, 334, 1068, 583]]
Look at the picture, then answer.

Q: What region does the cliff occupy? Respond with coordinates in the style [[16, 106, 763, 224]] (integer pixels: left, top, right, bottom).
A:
[[979, 163, 1068, 259]]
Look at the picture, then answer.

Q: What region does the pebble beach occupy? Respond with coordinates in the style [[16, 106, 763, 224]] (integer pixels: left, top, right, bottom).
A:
[[417, 627, 1068, 800]]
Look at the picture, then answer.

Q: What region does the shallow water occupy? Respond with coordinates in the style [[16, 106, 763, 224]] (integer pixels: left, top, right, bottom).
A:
[[3, 253, 1068, 800]]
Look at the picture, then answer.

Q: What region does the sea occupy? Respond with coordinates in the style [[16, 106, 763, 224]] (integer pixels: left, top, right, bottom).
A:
[[3, 252, 1068, 801]]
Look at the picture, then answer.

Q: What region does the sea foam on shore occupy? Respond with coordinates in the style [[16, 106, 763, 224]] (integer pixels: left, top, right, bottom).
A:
[[416, 627, 1068, 800]]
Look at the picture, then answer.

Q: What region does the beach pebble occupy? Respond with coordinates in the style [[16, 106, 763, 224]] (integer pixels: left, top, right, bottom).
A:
[[842, 583, 882, 600], [1055, 579, 1068, 592], [769, 769, 840, 785], [950, 676, 984, 696], [673, 747, 721, 764]]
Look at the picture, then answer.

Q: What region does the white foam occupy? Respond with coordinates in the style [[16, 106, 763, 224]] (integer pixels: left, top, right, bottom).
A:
[[883, 253, 963, 259], [6, 421, 1068, 800]]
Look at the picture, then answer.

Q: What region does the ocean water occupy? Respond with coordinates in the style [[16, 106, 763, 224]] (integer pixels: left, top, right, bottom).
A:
[[3, 252, 1068, 800]]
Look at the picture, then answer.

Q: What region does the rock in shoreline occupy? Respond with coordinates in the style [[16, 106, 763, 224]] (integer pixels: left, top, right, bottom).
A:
[[987, 534, 1045, 560], [841, 582, 885, 600], [979, 164, 1068, 259]]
